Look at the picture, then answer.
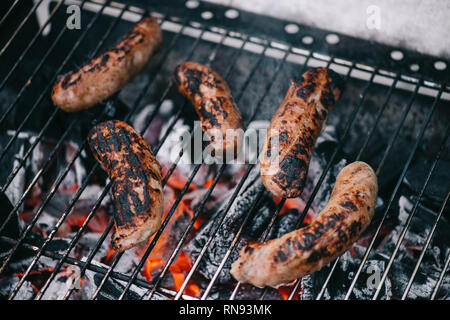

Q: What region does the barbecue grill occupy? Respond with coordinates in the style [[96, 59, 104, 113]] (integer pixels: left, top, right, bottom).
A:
[[0, 0, 449, 301]]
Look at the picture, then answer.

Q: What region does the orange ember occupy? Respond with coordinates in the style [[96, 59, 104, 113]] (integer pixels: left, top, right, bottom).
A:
[[141, 251, 201, 297], [277, 285, 300, 300], [65, 208, 110, 233], [273, 197, 316, 225]]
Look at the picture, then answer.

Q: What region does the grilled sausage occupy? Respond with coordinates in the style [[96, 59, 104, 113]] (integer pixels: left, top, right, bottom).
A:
[[52, 17, 163, 112], [88, 120, 163, 252], [230, 161, 377, 288], [173, 62, 243, 159], [260, 67, 344, 198]]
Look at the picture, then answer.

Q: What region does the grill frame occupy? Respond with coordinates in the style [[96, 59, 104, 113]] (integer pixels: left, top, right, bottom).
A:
[[0, 0, 449, 300]]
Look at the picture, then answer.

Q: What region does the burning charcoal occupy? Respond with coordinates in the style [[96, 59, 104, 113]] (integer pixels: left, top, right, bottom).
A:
[[389, 260, 442, 300], [40, 266, 82, 300], [111, 247, 143, 276], [298, 275, 315, 300], [349, 260, 393, 300], [267, 209, 299, 240], [309, 252, 392, 300], [0, 275, 34, 300], [372, 196, 450, 299], [84, 269, 168, 300], [70, 233, 111, 263], [185, 165, 275, 284], [186, 125, 352, 285]]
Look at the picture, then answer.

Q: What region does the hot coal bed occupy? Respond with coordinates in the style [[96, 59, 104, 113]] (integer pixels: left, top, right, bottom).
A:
[[0, 0, 449, 300]]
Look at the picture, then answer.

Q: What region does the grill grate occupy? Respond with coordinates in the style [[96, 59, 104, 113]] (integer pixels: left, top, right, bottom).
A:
[[0, 0, 449, 300]]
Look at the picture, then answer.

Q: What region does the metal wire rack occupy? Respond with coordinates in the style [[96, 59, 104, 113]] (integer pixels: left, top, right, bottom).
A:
[[0, 0, 449, 300]]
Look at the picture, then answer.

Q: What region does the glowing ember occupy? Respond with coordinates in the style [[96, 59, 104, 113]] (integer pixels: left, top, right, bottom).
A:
[[277, 285, 300, 300], [141, 251, 201, 297]]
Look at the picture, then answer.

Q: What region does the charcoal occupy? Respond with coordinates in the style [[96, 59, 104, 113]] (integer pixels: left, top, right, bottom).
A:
[[298, 275, 315, 300], [112, 247, 144, 276], [88, 271, 168, 300], [40, 266, 81, 300], [268, 209, 299, 240], [185, 164, 274, 284], [0, 275, 34, 300], [0, 131, 27, 208], [307, 252, 392, 300], [303, 125, 347, 213], [0, 191, 20, 250], [404, 151, 450, 205], [185, 125, 351, 285], [69, 232, 111, 262]]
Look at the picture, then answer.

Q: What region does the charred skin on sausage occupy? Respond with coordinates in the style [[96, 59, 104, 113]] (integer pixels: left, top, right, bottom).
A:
[[88, 120, 163, 252], [231, 161, 377, 288], [52, 17, 162, 112], [173, 61, 244, 159], [261, 67, 344, 198]]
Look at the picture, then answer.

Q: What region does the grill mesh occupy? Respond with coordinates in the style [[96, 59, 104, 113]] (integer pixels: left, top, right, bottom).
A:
[[0, 0, 449, 300]]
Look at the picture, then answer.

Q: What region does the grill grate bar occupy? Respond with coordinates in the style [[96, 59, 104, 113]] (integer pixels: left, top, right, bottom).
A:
[[144, 42, 294, 301], [372, 124, 450, 299], [0, 235, 194, 299], [3, 2, 153, 298], [33, 14, 198, 300], [0, 0, 20, 26], [0, 0, 116, 250], [0, 0, 101, 160], [402, 190, 450, 300], [2, 0, 448, 301], [431, 247, 450, 300], [254, 61, 378, 300], [91, 22, 228, 300], [173, 44, 294, 300], [0, 0, 47, 57], [0, 0, 65, 94], [311, 75, 424, 300], [343, 84, 444, 300], [375, 80, 423, 175], [119, 36, 272, 301], [355, 73, 401, 161]]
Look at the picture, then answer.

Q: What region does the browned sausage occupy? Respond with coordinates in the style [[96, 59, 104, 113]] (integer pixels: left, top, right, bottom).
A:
[[88, 120, 163, 252], [260, 67, 344, 198], [230, 161, 377, 288], [173, 61, 244, 159], [52, 17, 163, 112]]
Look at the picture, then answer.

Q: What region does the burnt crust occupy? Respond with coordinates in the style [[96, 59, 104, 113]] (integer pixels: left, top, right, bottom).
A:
[[261, 67, 345, 198], [88, 120, 163, 252], [173, 61, 243, 158], [52, 17, 163, 112], [231, 161, 377, 288]]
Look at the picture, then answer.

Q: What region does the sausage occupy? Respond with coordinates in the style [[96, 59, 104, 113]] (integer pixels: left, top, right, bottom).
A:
[[52, 17, 163, 112], [260, 67, 344, 198], [230, 161, 377, 288], [88, 120, 163, 252], [173, 61, 244, 159]]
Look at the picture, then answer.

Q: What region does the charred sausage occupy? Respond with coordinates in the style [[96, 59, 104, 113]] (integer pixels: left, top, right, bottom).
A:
[[230, 161, 377, 288], [173, 61, 243, 159], [260, 67, 344, 198], [52, 17, 163, 112], [88, 120, 163, 252]]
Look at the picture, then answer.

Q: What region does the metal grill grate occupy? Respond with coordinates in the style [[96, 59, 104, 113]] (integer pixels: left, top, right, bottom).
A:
[[0, 0, 449, 300]]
